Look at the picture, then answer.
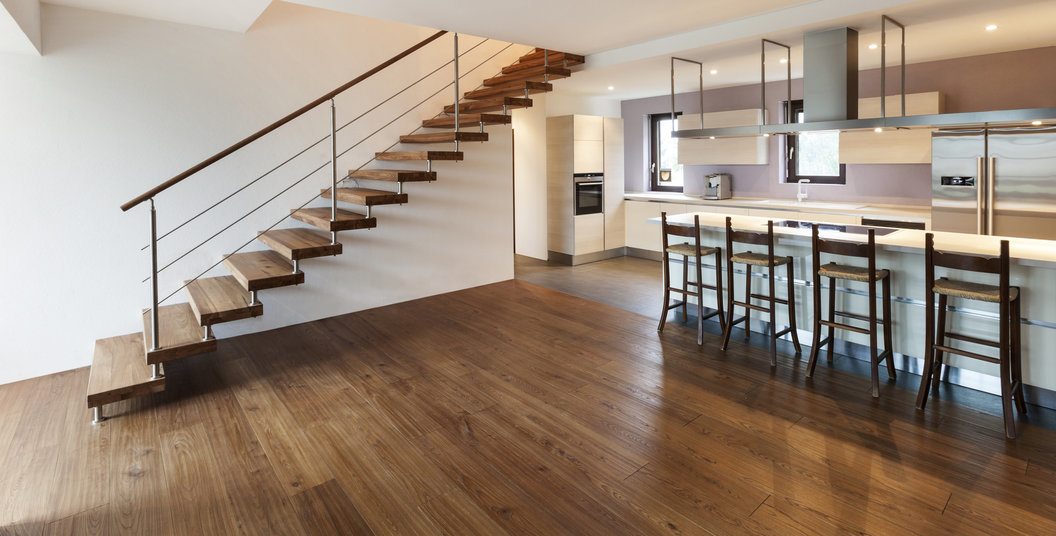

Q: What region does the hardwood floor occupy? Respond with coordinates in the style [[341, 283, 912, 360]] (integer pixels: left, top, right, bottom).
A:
[[4, 278, 1056, 534]]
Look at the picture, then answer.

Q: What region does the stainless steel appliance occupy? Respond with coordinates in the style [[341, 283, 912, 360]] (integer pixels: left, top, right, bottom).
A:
[[703, 173, 732, 200], [932, 127, 1056, 240], [573, 173, 603, 215]]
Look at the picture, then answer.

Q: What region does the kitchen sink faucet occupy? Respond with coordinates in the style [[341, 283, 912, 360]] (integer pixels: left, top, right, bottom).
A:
[[797, 179, 810, 203]]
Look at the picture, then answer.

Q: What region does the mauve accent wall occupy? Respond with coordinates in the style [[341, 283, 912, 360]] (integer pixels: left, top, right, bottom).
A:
[[621, 46, 1056, 205]]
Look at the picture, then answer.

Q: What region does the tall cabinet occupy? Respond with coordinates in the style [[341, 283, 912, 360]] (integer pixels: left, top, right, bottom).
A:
[[547, 115, 624, 265]]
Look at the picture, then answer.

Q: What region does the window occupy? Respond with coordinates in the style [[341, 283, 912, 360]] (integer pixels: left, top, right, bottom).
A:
[[786, 100, 845, 185], [649, 112, 683, 192]]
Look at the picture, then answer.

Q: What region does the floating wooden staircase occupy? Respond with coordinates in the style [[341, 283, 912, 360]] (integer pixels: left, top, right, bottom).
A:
[[86, 44, 584, 421]]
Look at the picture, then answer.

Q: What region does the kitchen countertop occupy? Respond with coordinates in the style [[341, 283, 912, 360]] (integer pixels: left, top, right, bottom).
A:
[[625, 192, 931, 223], [658, 210, 1056, 267]]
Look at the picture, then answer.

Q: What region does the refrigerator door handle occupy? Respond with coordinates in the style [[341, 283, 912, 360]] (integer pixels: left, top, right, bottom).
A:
[[987, 157, 996, 235], [976, 157, 986, 235]]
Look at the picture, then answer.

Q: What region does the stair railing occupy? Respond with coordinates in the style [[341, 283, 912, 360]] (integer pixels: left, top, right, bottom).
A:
[[119, 31, 517, 380]]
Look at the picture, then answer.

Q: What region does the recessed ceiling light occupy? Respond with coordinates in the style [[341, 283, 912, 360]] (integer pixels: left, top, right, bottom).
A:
[[607, 85, 614, 91], [874, 127, 883, 133], [985, 24, 998, 32], [763, 133, 771, 137], [868, 43, 878, 50], [709, 69, 718, 75], [709, 136, 716, 140], [1032, 120, 1043, 126], [779, 58, 788, 64]]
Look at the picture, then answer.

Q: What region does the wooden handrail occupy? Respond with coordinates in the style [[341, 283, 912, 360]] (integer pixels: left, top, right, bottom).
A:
[[121, 29, 449, 212]]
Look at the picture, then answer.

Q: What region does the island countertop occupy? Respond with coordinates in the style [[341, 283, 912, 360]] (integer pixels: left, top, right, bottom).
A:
[[627, 192, 931, 223], [658, 210, 1056, 268]]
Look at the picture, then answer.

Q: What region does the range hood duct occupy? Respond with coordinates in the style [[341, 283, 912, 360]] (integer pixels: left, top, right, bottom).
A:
[[803, 27, 858, 122]]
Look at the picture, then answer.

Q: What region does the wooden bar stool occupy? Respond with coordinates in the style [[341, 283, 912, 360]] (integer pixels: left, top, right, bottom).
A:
[[806, 225, 896, 397], [917, 233, 1024, 439], [658, 212, 726, 346], [720, 217, 801, 365]]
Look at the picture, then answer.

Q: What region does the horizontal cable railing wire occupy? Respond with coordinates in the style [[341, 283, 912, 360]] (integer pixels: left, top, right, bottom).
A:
[[152, 41, 517, 302], [141, 39, 493, 280], [142, 37, 492, 251]]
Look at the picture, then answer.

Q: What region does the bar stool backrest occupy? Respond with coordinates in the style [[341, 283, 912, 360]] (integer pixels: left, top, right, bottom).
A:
[[724, 216, 775, 260], [925, 232, 1011, 301], [661, 212, 703, 254], [812, 225, 877, 280]]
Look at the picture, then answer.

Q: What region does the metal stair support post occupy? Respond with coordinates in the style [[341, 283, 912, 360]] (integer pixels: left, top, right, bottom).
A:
[[149, 198, 162, 380], [329, 98, 338, 245], [453, 33, 460, 153], [543, 49, 549, 82]]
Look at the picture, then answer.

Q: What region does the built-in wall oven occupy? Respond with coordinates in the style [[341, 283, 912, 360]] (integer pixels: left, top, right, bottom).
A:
[[574, 173, 603, 215]]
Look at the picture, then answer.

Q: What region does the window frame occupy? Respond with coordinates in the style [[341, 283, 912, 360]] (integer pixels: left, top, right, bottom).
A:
[[785, 100, 846, 185], [648, 112, 683, 193]]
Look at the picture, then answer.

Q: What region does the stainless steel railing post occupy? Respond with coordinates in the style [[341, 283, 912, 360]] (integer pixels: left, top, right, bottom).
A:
[[453, 33, 460, 153], [149, 198, 161, 380], [329, 98, 338, 244]]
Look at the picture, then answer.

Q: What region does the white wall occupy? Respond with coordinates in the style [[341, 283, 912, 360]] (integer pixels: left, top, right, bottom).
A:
[[0, 2, 528, 384], [512, 95, 548, 259]]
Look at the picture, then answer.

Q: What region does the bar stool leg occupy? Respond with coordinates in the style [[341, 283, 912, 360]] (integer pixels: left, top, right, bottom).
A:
[[713, 248, 726, 332], [882, 275, 896, 379], [917, 289, 936, 410], [720, 257, 736, 351], [743, 265, 753, 342], [785, 261, 801, 354], [807, 264, 823, 378], [999, 289, 1015, 439], [825, 277, 837, 363], [681, 255, 689, 324], [933, 293, 948, 391], [658, 251, 671, 333], [695, 255, 704, 346], [1011, 296, 1027, 415], [869, 276, 880, 398], [768, 265, 778, 366]]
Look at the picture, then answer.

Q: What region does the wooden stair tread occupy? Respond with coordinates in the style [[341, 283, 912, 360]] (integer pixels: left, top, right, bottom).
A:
[[142, 303, 218, 365], [185, 275, 263, 326], [464, 81, 551, 100], [443, 97, 531, 114], [86, 333, 165, 409], [348, 169, 437, 182], [515, 50, 585, 66], [258, 228, 342, 260], [291, 207, 377, 232], [375, 150, 463, 161], [483, 66, 570, 87], [423, 114, 511, 128], [399, 131, 488, 144], [321, 187, 408, 206], [224, 250, 304, 292]]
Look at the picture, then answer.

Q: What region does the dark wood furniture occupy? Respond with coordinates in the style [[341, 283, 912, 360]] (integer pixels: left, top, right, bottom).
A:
[[806, 225, 896, 397], [917, 233, 1025, 439], [720, 217, 801, 365], [658, 212, 726, 345]]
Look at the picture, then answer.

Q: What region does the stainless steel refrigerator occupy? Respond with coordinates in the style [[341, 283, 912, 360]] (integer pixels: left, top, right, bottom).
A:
[[932, 127, 1056, 240]]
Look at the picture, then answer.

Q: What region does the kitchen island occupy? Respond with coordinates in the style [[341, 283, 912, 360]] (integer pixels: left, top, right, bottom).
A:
[[655, 209, 1056, 401]]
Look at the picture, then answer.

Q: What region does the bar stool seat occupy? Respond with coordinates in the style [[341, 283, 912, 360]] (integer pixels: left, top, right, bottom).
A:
[[818, 262, 890, 282], [934, 278, 1019, 303], [667, 242, 717, 257], [730, 251, 792, 267]]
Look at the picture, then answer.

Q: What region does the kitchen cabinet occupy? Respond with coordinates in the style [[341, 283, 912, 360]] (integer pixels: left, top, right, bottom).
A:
[[839, 91, 945, 164], [547, 115, 625, 263], [677, 109, 769, 165], [604, 117, 625, 250], [625, 201, 694, 252]]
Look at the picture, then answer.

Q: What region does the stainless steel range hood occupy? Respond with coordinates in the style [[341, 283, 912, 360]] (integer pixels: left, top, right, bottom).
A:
[[672, 17, 1056, 140]]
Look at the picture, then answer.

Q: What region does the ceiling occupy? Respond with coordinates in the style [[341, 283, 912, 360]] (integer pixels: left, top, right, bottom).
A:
[[557, 0, 1056, 99], [287, 0, 817, 55]]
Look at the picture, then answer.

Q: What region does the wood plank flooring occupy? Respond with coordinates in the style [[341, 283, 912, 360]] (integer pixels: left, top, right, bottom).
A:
[[3, 279, 1056, 534]]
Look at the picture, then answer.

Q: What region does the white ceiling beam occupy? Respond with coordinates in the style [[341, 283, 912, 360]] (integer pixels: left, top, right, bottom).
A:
[[0, 0, 42, 54]]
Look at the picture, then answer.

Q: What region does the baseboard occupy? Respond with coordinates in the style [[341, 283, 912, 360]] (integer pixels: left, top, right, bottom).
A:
[[625, 247, 662, 261], [548, 248, 627, 266]]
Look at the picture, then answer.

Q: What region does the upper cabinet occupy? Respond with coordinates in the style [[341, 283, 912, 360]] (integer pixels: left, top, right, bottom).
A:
[[839, 91, 945, 164], [573, 140, 604, 173], [573, 115, 604, 141], [676, 109, 769, 165]]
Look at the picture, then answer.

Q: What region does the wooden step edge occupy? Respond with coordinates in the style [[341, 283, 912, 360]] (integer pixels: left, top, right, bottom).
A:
[[185, 276, 264, 327], [321, 188, 409, 206], [347, 169, 438, 182], [290, 208, 378, 232], [86, 333, 166, 411], [398, 131, 489, 143], [375, 150, 464, 161], [257, 229, 343, 261], [223, 251, 305, 292], [483, 68, 571, 86], [422, 115, 511, 128], [463, 83, 552, 100], [142, 305, 218, 365]]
